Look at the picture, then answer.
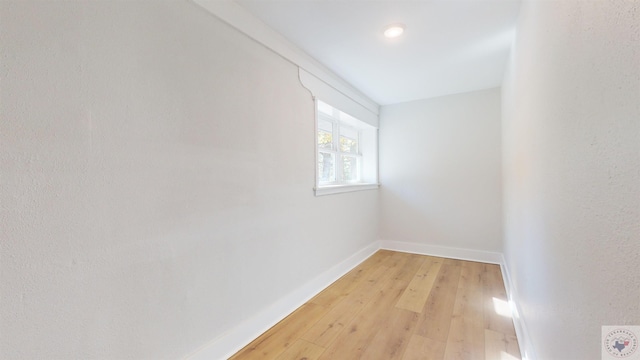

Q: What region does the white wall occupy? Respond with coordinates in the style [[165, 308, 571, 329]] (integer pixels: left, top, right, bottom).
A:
[[502, 0, 640, 359], [379, 88, 503, 253], [0, 2, 378, 359]]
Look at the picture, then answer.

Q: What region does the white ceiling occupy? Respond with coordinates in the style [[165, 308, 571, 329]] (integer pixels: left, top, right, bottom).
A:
[[235, 0, 522, 105]]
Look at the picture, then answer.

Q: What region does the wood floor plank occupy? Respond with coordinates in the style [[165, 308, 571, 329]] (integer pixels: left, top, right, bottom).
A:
[[443, 261, 485, 360], [310, 250, 393, 307], [414, 264, 462, 342], [274, 339, 325, 360], [301, 264, 391, 347], [402, 334, 446, 360], [360, 308, 420, 360], [484, 329, 521, 360], [442, 258, 463, 267], [381, 251, 422, 270], [396, 257, 443, 313], [229, 303, 328, 360], [317, 254, 425, 360]]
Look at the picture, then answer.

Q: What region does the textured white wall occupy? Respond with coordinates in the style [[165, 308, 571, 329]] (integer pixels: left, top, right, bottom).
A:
[[0, 2, 378, 359], [379, 88, 503, 252], [502, 0, 640, 359]]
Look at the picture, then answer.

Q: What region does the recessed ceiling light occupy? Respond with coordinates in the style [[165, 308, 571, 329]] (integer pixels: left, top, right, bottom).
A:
[[383, 23, 405, 38]]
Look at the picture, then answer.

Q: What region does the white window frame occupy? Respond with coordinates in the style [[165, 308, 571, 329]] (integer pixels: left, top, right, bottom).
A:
[[314, 99, 379, 196], [317, 113, 362, 185]]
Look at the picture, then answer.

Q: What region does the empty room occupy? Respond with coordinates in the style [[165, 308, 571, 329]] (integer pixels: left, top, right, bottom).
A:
[[1, 0, 638, 359]]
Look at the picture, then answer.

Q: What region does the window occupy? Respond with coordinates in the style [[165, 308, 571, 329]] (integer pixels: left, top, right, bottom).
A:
[[315, 99, 378, 195]]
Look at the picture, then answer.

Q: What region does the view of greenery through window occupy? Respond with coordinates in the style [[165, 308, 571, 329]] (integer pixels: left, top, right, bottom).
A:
[[317, 101, 361, 185]]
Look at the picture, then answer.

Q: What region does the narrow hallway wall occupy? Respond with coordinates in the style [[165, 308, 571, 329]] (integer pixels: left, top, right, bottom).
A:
[[502, 1, 640, 358]]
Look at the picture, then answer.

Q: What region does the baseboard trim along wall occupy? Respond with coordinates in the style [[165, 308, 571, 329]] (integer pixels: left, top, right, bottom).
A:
[[380, 239, 504, 264], [186, 241, 380, 360], [188, 240, 535, 360], [500, 256, 537, 360]]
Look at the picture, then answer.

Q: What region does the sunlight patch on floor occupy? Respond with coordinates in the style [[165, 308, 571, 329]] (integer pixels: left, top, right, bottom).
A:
[[501, 351, 520, 360], [492, 297, 512, 318]]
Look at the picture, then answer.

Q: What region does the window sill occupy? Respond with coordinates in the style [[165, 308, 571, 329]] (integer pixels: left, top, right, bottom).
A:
[[314, 183, 380, 196]]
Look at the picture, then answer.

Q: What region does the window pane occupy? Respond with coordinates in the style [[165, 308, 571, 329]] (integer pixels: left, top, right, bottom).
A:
[[341, 155, 359, 182], [340, 126, 358, 154], [340, 135, 357, 154], [318, 152, 336, 183], [318, 118, 334, 150], [318, 130, 333, 150]]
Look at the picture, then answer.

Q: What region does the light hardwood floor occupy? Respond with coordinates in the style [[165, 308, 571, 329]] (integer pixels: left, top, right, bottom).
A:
[[229, 250, 520, 360]]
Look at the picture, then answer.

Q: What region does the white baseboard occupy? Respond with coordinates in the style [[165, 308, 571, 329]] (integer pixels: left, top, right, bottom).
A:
[[499, 256, 537, 360], [380, 239, 503, 264], [186, 241, 380, 360]]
